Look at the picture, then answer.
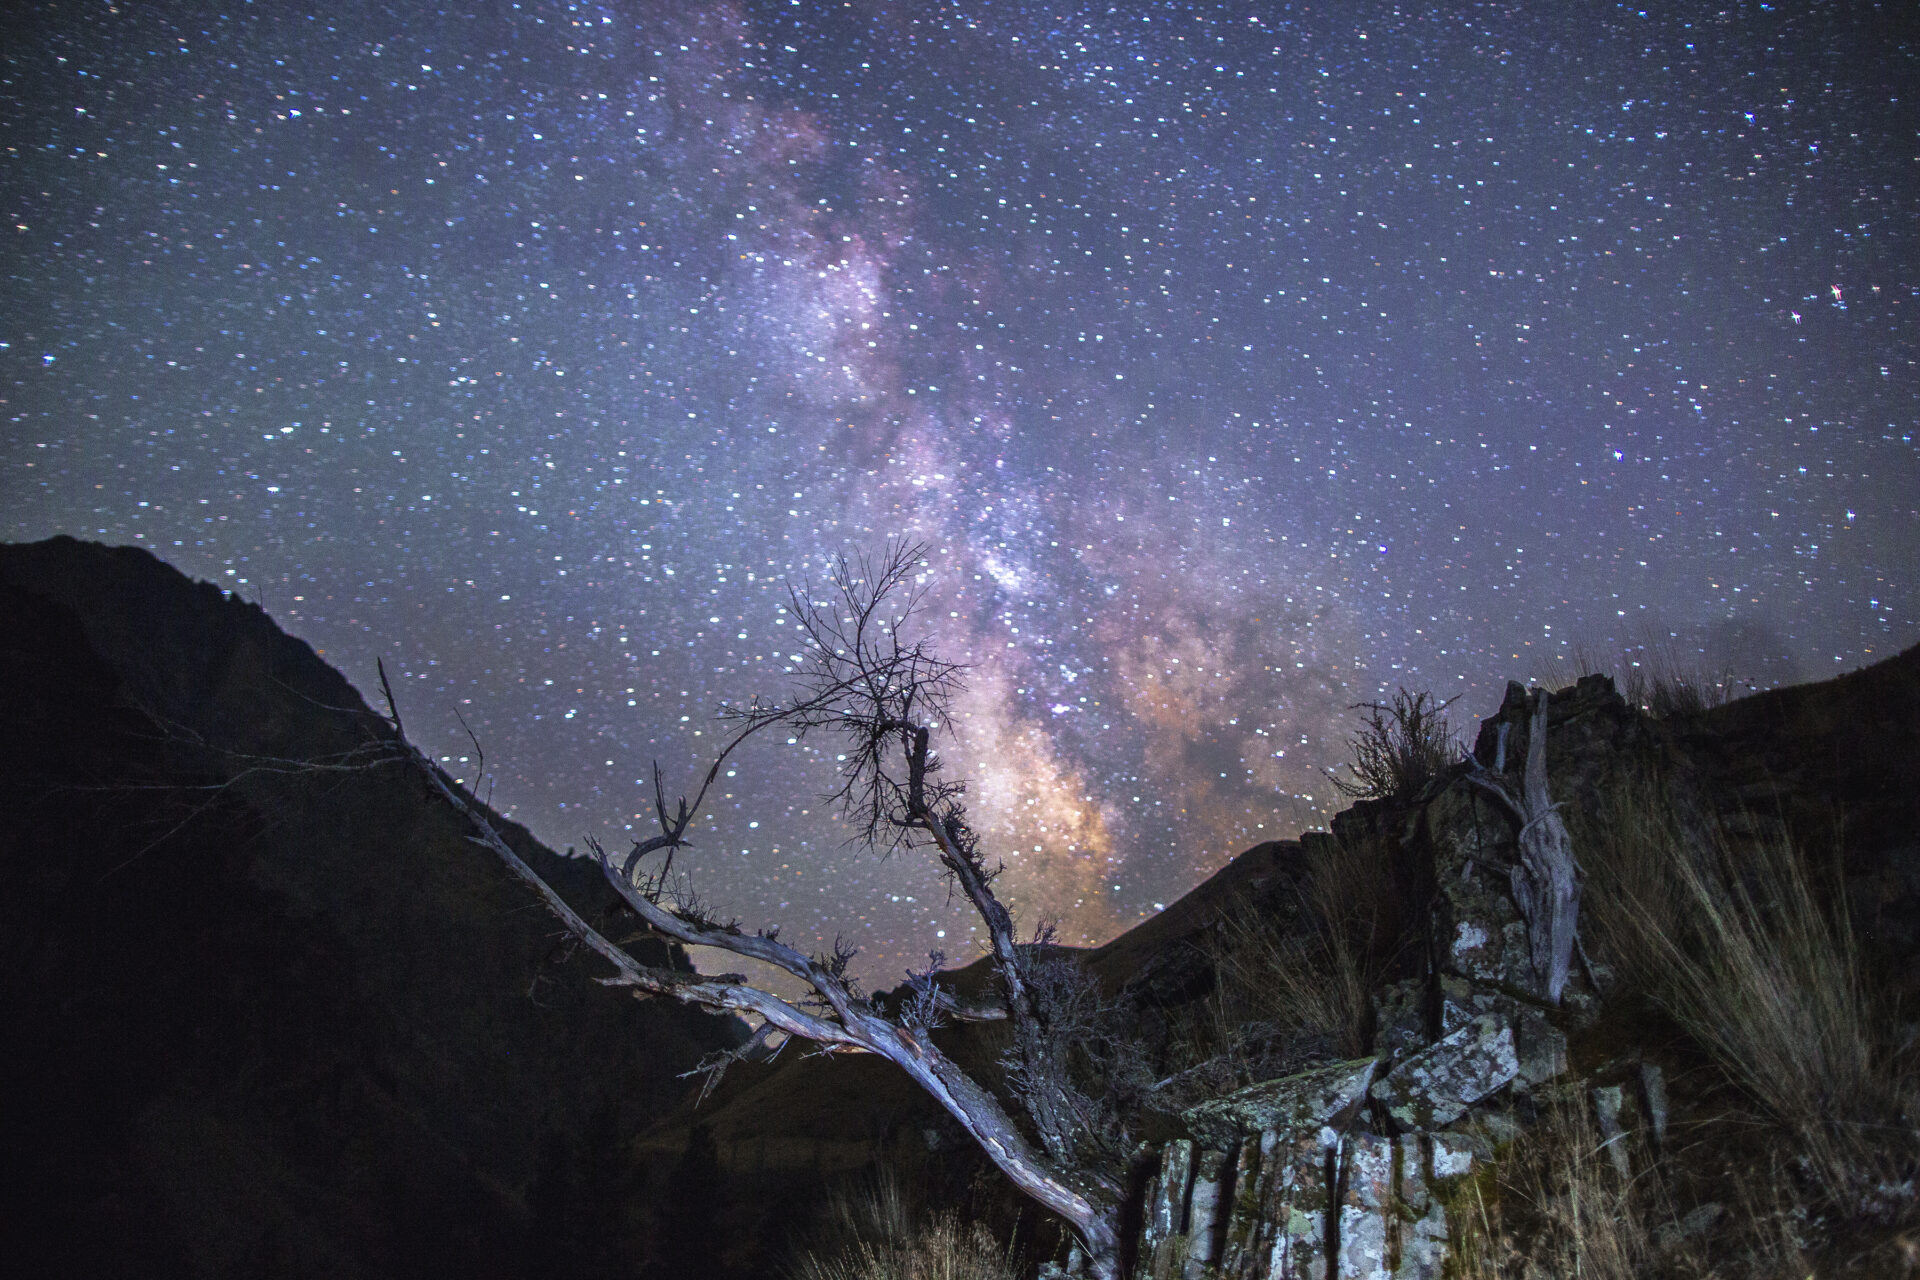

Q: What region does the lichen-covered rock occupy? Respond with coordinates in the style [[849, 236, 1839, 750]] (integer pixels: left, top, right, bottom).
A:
[[1148, 1139, 1194, 1245], [1183, 1147, 1230, 1276], [1429, 1130, 1484, 1179], [1315, 1133, 1462, 1280], [1591, 1084, 1631, 1178], [1429, 674, 1657, 1007], [1395, 1202, 1450, 1280], [1639, 1062, 1670, 1150], [1336, 1132, 1393, 1279], [1204, 1126, 1340, 1279], [1435, 977, 1567, 1087], [1141, 1138, 1197, 1275], [1259, 1130, 1336, 1280], [1423, 782, 1539, 996], [1508, 1006, 1568, 1085], [1390, 1134, 1474, 1278], [1183, 1056, 1382, 1149], [1217, 1131, 1274, 1275], [1432, 974, 1479, 1040], [1370, 1015, 1518, 1131], [1372, 977, 1430, 1057]]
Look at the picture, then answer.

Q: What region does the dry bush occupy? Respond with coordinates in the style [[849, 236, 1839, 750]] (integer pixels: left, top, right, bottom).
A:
[[1327, 688, 1460, 802], [1579, 781, 1919, 1221], [789, 1171, 1022, 1280]]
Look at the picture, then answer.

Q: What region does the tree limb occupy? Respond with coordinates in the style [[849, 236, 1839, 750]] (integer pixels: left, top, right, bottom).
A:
[[383, 541, 1128, 1277]]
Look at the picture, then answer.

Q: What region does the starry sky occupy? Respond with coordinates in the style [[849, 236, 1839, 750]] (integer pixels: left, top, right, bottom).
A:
[[6, 0, 1917, 984]]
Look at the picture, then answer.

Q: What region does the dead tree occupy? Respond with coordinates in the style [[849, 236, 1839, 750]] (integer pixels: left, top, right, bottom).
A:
[[391, 541, 1132, 1280], [1465, 688, 1583, 1002]]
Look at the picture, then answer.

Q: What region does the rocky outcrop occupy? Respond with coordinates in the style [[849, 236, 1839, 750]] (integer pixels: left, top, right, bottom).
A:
[[11, 538, 1917, 1278], [1116, 1014, 1517, 1280], [1093, 685, 1629, 1278], [1062, 651, 1920, 1278], [651, 639, 1920, 1278]]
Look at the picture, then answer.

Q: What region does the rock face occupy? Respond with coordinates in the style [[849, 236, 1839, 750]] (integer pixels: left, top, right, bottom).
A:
[[1098, 678, 1647, 1278], [1183, 1059, 1380, 1150], [1127, 1109, 1482, 1280], [0, 538, 746, 1278], [638, 635, 1920, 1278], [1122, 1009, 1524, 1280], [1369, 1016, 1517, 1131], [1102, 686, 1644, 1278]]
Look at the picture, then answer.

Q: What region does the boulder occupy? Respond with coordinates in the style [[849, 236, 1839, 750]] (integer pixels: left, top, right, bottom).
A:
[[1436, 977, 1568, 1087], [1183, 1057, 1381, 1149], [1370, 1015, 1518, 1131]]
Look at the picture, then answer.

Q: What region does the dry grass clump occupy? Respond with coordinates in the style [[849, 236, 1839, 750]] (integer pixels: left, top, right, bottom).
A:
[[1446, 1089, 1683, 1279], [1579, 780, 1919, 1223], [1446, 1088, 1831, 1280], [1194, 831, 1413, 1072], [1327, 688, 1461, 802], [1184, 684, 1446, 1071], [788, 1214, 1020, 1280], [1209, 897, 1370, 1063], [788, 1171, 1022, 1280], [1557, 636, 1753, 719]]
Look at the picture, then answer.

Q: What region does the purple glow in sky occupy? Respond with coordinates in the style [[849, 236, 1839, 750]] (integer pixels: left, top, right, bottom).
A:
[[6, 0, 1916, 980]]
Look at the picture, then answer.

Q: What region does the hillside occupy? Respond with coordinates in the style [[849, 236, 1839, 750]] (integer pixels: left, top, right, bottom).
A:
[[0, 537, 746, 1278], [635, 643, 1920, 1277]]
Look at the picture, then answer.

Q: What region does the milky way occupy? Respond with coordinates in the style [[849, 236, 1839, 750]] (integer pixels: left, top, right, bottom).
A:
[[6, 1, 1916, 983]]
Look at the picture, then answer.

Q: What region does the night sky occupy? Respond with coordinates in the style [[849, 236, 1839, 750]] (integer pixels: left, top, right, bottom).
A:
[[7, 1, 1917, 984]]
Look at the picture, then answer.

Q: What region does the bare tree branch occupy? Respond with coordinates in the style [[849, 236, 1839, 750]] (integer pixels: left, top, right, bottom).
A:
[[391, 541, 1128, 1278]]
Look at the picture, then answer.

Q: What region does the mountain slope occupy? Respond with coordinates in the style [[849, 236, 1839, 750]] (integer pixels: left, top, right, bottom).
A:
[[0, 536, 744, 1279]]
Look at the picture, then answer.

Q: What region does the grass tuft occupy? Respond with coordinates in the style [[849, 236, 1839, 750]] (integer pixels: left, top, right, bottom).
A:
[[1189, 830, 1413, 1074], [1444, 1086, 1829, 1279], [1446, 1088, 1680, 1279], [1580, 780, 1919, 1222], [787, 1171, 1022, 1280], [1556, 635, 1754, 720]]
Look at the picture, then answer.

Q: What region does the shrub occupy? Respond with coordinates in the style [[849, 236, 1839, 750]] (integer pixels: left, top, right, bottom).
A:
[[1326, 688, 1459, 803]]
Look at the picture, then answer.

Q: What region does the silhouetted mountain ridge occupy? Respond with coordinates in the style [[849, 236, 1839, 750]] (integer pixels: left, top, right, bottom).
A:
[[0, 536, 745, 1278]]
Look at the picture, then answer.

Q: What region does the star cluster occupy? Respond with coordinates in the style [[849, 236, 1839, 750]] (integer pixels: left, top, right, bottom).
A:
[[6, 0, 1915, 980]]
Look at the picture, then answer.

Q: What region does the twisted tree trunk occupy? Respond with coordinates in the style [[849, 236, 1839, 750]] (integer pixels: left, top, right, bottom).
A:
[[377, 542, 1132, 1278], [1511, 689, 1582, 1002], [1467, 688, 1583, 1003]]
